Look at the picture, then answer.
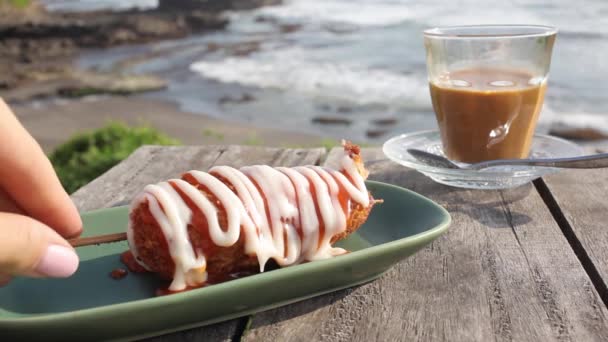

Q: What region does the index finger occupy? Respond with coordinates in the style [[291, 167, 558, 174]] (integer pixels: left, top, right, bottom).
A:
[[0, 99, 82, 238]]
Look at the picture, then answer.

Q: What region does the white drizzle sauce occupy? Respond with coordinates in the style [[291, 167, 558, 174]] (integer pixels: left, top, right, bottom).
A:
[[127, 151, 369, 291]]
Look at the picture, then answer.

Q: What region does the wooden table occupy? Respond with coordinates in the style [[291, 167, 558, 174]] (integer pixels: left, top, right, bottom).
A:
[[71, 145, 608, 341]]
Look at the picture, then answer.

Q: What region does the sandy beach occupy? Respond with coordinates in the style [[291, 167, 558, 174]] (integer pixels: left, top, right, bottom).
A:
[[13, 96, 331, 153]]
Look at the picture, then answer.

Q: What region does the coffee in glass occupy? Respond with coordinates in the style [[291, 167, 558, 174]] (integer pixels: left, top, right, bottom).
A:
[[424, 25, 557, 163]]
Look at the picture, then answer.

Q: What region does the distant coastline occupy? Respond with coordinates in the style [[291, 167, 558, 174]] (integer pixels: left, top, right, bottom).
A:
[[2, 0, 334, 150], [0, 0, 279, 103], [4, 0, 608, 146]]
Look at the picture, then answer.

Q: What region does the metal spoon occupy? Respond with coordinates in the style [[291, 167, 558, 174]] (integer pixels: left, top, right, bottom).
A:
[[407, 148, 608, 170]]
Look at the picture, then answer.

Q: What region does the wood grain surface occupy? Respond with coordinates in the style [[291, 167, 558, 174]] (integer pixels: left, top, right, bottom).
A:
[[540, 168, 608, 310], [70, 145, 608, 341], [241, 148, 608, 342]]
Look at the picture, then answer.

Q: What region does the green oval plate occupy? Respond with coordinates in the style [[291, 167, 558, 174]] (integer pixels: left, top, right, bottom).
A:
[[0, 181, 450, 341]]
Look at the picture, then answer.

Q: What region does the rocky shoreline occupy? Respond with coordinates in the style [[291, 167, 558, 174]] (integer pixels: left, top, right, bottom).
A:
[[0, 0, 279, 102], [2, 1, 607, 145]]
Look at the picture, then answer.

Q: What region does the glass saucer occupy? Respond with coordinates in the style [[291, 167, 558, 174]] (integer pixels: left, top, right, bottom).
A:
[[382, 130, 584, 189]]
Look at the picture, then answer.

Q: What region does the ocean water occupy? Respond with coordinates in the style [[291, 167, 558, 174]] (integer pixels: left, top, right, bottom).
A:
[[50, 0, 608, 142]]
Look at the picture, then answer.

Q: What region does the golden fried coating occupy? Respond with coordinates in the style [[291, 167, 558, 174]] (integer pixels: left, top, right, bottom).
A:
[[129, 192, 376, 282], [128, 143, 377, 285]]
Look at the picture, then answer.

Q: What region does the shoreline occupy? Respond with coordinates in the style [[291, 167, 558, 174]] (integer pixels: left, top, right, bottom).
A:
[[0, 0, 278, 103], [13, 93, 608, 164], [1, 1, 356, 153], [7, 1, 608, 151], [13, 96, 333, 153]]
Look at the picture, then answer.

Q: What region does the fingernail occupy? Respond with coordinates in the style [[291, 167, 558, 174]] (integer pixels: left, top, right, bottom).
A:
[[35, 245, 79, 277]]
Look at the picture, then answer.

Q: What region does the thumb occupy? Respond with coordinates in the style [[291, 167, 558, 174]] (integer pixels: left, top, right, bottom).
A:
[[0, 212, 79, 278]]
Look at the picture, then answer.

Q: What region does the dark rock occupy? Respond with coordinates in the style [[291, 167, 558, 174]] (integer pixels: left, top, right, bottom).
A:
[[322, 22, 359, 34], [231, 41, 261, 57], [549, 126, 608, 141], [366, 128, 389, 139], [336, 106, 352, 114], [219, 93, 256, 105], [317, 103, 332, 111], [0, 37, 77, 64], [279, 23, 302, 34], [254, 15, 277, 23], [158, 0, 281, 12], [206, 42, 221, 52], [372, 118, 398, 126], [312, 116, 352, 125], [185, 11, 228, 31]]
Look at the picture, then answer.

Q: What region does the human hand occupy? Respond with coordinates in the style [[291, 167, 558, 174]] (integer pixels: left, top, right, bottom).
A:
[[0, 99, 82, 286]]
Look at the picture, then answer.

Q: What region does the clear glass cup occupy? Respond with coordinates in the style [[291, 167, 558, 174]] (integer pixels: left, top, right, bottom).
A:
[[423, 25, 557, 163]]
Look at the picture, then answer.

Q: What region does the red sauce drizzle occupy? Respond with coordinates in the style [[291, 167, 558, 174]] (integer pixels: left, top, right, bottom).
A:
[[110, 268, 128, 280], [170, 180, 215, 256], [309, 182, 326, 250], [334, 175, 351, 218], [120, 251, 148, 273], [247, 177, 275, 248], [128, 162, 362, 296]]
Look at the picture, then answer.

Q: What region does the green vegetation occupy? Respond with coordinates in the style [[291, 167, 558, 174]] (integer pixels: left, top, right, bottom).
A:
[[319, 138, 341, 150], [50, 122, 180, 193], [10, 0, 29, 7], [243, 133, 262, 146], [202, 128, 225, 141], [1, 0, 31, 9], [49, 122, 372, 193]]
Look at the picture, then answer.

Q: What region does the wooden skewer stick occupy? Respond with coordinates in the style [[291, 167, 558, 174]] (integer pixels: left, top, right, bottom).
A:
[[69, 232, 128, 247]]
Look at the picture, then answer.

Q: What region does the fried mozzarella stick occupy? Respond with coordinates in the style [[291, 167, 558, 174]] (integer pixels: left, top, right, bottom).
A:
[[126, 141, 377, 291]]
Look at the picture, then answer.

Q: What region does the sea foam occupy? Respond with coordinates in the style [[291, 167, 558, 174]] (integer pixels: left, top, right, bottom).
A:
[[190, 48, 430, 108]]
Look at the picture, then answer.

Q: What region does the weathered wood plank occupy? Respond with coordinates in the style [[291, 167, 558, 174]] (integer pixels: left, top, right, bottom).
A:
[[71, 145, 326, 342], [71, 145, 225, 211], [242, 147, 608, 342], [540, 167, 608, 306]]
